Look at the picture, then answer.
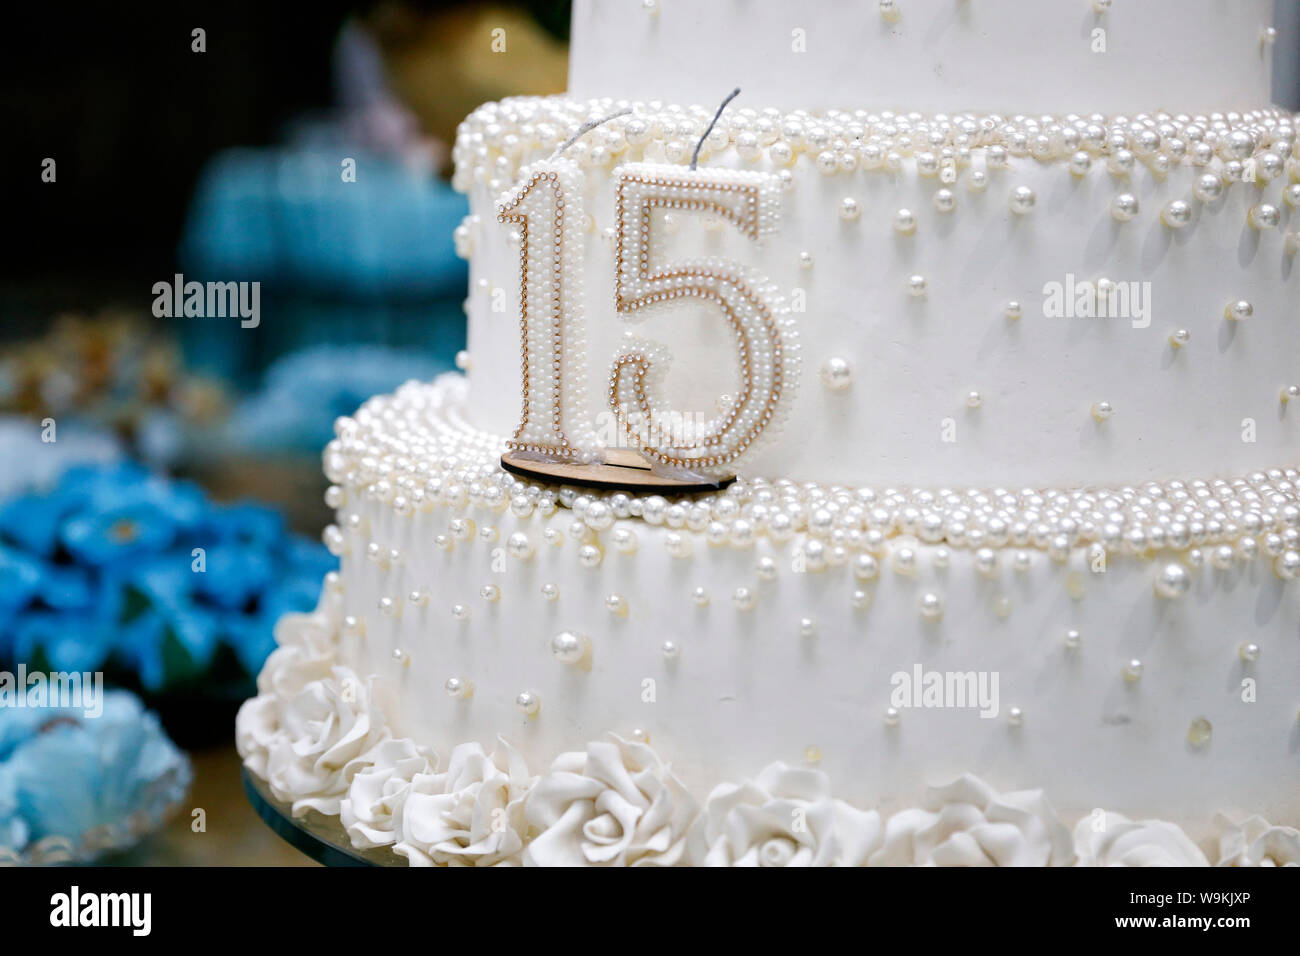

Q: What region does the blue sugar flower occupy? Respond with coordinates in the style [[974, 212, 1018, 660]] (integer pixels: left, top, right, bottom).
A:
[[0, 767, 26, 852], [11, 612, 116, 676], [1, 462, 336, 692], [190, 542, 274, 611], [60, 503, 181, 566], [202, 502, 285, 549], [0, 545, 45, 612], [0, 492, 70, 558], [0, 690, 191, 857]]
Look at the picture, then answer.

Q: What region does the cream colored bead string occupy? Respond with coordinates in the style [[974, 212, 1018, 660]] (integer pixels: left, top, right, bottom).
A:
[[691, 87, 741, 170], [551, 106, 633, 159]]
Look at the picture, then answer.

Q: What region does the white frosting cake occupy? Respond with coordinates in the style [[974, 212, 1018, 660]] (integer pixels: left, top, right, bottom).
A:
[[239, 0, 1300, 866]]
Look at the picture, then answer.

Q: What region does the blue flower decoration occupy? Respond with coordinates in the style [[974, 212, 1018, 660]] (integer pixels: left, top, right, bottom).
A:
[[0, 462, 335, 693], [0, 690, 190, 861]]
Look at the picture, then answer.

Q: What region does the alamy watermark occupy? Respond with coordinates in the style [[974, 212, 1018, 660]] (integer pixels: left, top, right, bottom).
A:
[[889, 664, 1000, 719], [151, 273, 260, 328], [1042, 273, 1151, 328], [0, 666, 104, 718]]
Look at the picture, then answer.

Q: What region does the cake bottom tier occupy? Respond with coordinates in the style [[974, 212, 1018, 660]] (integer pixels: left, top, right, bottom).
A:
[[237, 376, 1300, 866]]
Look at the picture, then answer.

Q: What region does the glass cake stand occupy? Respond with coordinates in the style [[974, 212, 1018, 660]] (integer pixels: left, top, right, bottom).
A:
[[241, 767, 398, 867]]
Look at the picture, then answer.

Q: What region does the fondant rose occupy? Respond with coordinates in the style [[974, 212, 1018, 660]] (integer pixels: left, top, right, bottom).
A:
[[1213, 814, 1300, 867], [340, 738, 437, 849], [394, 738, 533, 867], [688, 763, 881, 866], [869, 775, 1075, 866], [1073, 811, 1208, 866], [525, 735, 696, 866], [241, 663, 387, 816]]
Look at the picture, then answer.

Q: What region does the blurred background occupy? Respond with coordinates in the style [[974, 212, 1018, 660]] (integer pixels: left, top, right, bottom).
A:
[[1, 0, 571, 866], [0, 0, 1297, 866]]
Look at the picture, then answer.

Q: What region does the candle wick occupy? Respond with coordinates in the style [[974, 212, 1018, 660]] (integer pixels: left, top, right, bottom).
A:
[[691, 87, 741, 170], [552, 107, 634, 159]]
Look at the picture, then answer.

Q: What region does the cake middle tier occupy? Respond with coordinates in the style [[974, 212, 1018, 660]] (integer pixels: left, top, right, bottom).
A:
[[454, 98, 1299, 488]]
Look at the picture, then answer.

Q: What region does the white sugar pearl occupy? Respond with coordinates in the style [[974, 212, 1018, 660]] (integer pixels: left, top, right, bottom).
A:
[[798, 251, 814, 269], [1249, 204, 1280, 230], [966, 170, 988, 192], [541, 583, 559, 601], [883, 707, 901, 727], [1238, 641, 1261, 662], [966, 390, 983, 409], [1281, 385, 1300, 403], [515, 691, 540, 716], [1069, 151, 1092, 176], [1009, 186, 1036, 214], [1122, 659, 1144, 682], [605, 593, 629, 616], [454, 349, 472, 371], [1007, 707, 1024, 727], [691, 586, 710, 607], [907, 274, 927, 297], [1090, 401, 1113, 422], [1064, 629, 1082, 649], [932, 188, 956, 213], [550, 631, 588, 665], [1161, 200, 1192, 228], [451, 603, 470, 621], [1193, 173, 1223, 202], [798, 618, 816, 638], [839, 197, 861, 221], [1154, 562, 1191, 599], [879, 0, 900, 22], [918, 592, 943, 621], [1169, 328, 1191, 348], [1111, 193, 1139, 222], [853, 554, 880, 580], [893, 208, 917, 234], [1224, 300, 1254, 322], [661, 640, 681, 660], [820, 357, 853, 390], [732, 587, 757, 611], [1004, 301, 1022, 320], [444, 677, 472, 699], [480, 583, 500, 603]]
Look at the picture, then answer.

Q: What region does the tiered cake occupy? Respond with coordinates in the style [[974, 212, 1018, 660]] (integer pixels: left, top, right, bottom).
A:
[[239, 0, 1300, 866]]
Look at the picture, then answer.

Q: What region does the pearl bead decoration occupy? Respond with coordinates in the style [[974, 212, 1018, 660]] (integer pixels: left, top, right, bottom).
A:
[[1249, 204, 1281, 230], [1110, 193, 1139, 222], [444, 677, 473, 699], [1008, 187, 1036, 215], [1225, 300, 1253, 322], [515, 691, 540, 717], [1161, 200, 1192, 229], [1154, 562, 1191, 599], [819, 357, 853, 391], [550, 630, 589, 665]]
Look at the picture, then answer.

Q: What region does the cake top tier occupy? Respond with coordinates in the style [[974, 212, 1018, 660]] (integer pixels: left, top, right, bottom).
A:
[[569, 0, 1277, 115]]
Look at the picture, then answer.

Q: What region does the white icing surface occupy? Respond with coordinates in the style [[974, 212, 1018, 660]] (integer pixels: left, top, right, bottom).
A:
[[569, 0, 1277, 115], [456, 98, 1300, 488]]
